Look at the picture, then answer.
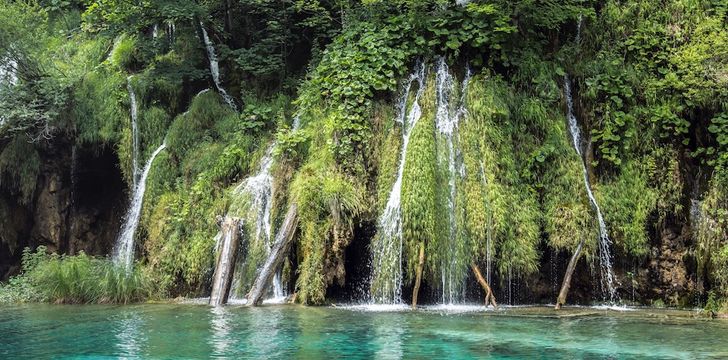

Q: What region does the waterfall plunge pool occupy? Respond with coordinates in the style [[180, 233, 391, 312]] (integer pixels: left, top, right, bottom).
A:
[[1, 304, 726, 358]]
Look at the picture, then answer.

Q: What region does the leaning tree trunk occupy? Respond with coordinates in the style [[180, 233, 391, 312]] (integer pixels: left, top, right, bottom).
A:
[[471, 262, 497, 307], [555, 238, 585, 310], [209, 217, 242, 306], [246, 204, 298, 306], [411, 241, 425, 309]]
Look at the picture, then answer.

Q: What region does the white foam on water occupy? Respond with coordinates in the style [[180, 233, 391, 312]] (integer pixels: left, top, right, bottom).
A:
[[334, 304, 412, 313]]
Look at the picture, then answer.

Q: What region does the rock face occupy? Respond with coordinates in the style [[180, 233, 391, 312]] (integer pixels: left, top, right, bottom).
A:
[[30, 167, 70, 253], [647, 225, 696, 306], [0, 139, 126, 280]]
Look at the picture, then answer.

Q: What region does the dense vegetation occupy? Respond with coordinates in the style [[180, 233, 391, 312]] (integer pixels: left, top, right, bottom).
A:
[[0, 0, 725, 311]]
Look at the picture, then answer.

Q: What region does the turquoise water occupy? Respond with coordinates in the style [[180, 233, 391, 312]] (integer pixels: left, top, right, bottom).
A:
[[1, 304, 727, 359]]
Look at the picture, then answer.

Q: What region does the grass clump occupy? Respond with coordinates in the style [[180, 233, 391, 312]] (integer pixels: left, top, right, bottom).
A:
[[0, 247, 152, 304]]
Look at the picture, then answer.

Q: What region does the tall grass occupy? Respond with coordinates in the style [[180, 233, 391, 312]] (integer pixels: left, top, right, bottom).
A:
[[0, 247, 152, 304]]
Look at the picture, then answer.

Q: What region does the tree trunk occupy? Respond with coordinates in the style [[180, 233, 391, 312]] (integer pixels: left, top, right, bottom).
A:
[[411, 241, 425, 309], [209, 217, 242, 306], [247, 204, 298, 306], [555, 238, 585, 310], [471, 262, 497, 307]]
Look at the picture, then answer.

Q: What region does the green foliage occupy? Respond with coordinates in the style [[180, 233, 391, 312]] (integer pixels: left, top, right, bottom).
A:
[[0, 247, 152, 304], [597, 161, 657, 256], [297, 2, 515, 173], [701, 112, 728, 167], [400, 80, 445, 283], [166, 91, 236, 159], [292, 150, 366, 305], [584, 56, 637, 165], [584, 0, 727, 167], [142, 91, 286, 295], [109, 35, 139, 70], [73, 66, 126, 145], [696, 171, 728, 296]]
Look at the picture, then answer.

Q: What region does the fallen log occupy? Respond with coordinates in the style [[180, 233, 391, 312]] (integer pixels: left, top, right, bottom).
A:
[[411, 241, 425, 309], [471, 262, 497, 308], [246, 204, 298, 306], [555, 238, 585, 310], [209, 217, 242, 306]]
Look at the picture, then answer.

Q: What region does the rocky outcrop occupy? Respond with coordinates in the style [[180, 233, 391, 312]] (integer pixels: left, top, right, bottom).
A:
[[0, 139, 126, 280], [647, 225, 696, 306]]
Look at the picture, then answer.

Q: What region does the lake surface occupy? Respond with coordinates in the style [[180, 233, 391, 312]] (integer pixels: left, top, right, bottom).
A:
[[1, 303, 727, 359]]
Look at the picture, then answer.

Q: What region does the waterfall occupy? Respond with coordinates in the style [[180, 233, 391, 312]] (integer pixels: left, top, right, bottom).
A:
[[369, 61, 426, 304], [199, 23, 237, 111], [166, 21, 176, 43], [564, 76, 617, 302], [215, 117, 301, 303], [272, 270, 285, 302], [127, 76, 140, 185], [113, 142, 166, 269], [434, 58, 470, 304], [236, 145, 275, 246], [0, 58, 17, 86], [690, 198, 702, 240]]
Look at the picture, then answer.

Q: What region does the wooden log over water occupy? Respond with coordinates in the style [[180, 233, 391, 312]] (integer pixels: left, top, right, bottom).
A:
[[471, 262, 497, 308], [555, 238, 585, 310], [247, 204, 298, 306], [209, 217, 242, 306]]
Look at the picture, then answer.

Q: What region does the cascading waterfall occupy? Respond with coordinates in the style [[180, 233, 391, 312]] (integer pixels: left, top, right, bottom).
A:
[[127, 76, 140, 185], [199, 23, 237, 111], [230, 143, 286, 301], [166, 21, 176, 43], [564, 76, 617, 302], [434, 58, 470, 304], [0, 59, 17, 126], [0, 58, 17, 87], [236, 146, 275, 247], [369, 61, 426, 304], [114, 142, 166, 269], [216, 117, 301, 304]]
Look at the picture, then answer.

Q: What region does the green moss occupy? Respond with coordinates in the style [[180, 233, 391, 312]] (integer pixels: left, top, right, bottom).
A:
[[697, 170, 728, 296], [400, 78, 446, 283], [73, 67, 126, 146], [597, 160, 657, 256], [292, 148, 366, 304], [109, 35, 139, 71]]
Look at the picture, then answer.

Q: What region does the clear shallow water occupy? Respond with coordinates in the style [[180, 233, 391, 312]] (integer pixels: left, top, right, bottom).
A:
[[1, 304, 727, 359]]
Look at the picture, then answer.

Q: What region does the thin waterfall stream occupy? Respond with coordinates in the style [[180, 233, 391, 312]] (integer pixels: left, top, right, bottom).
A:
[[369, 61, 426, 304], [114, 143, 167, 269], [434, 58, 471, 304], [199, 23, 237, 112], [211, 118, 301, 305], [127, 76, 140, 185], [564, 76, 617, 302]]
